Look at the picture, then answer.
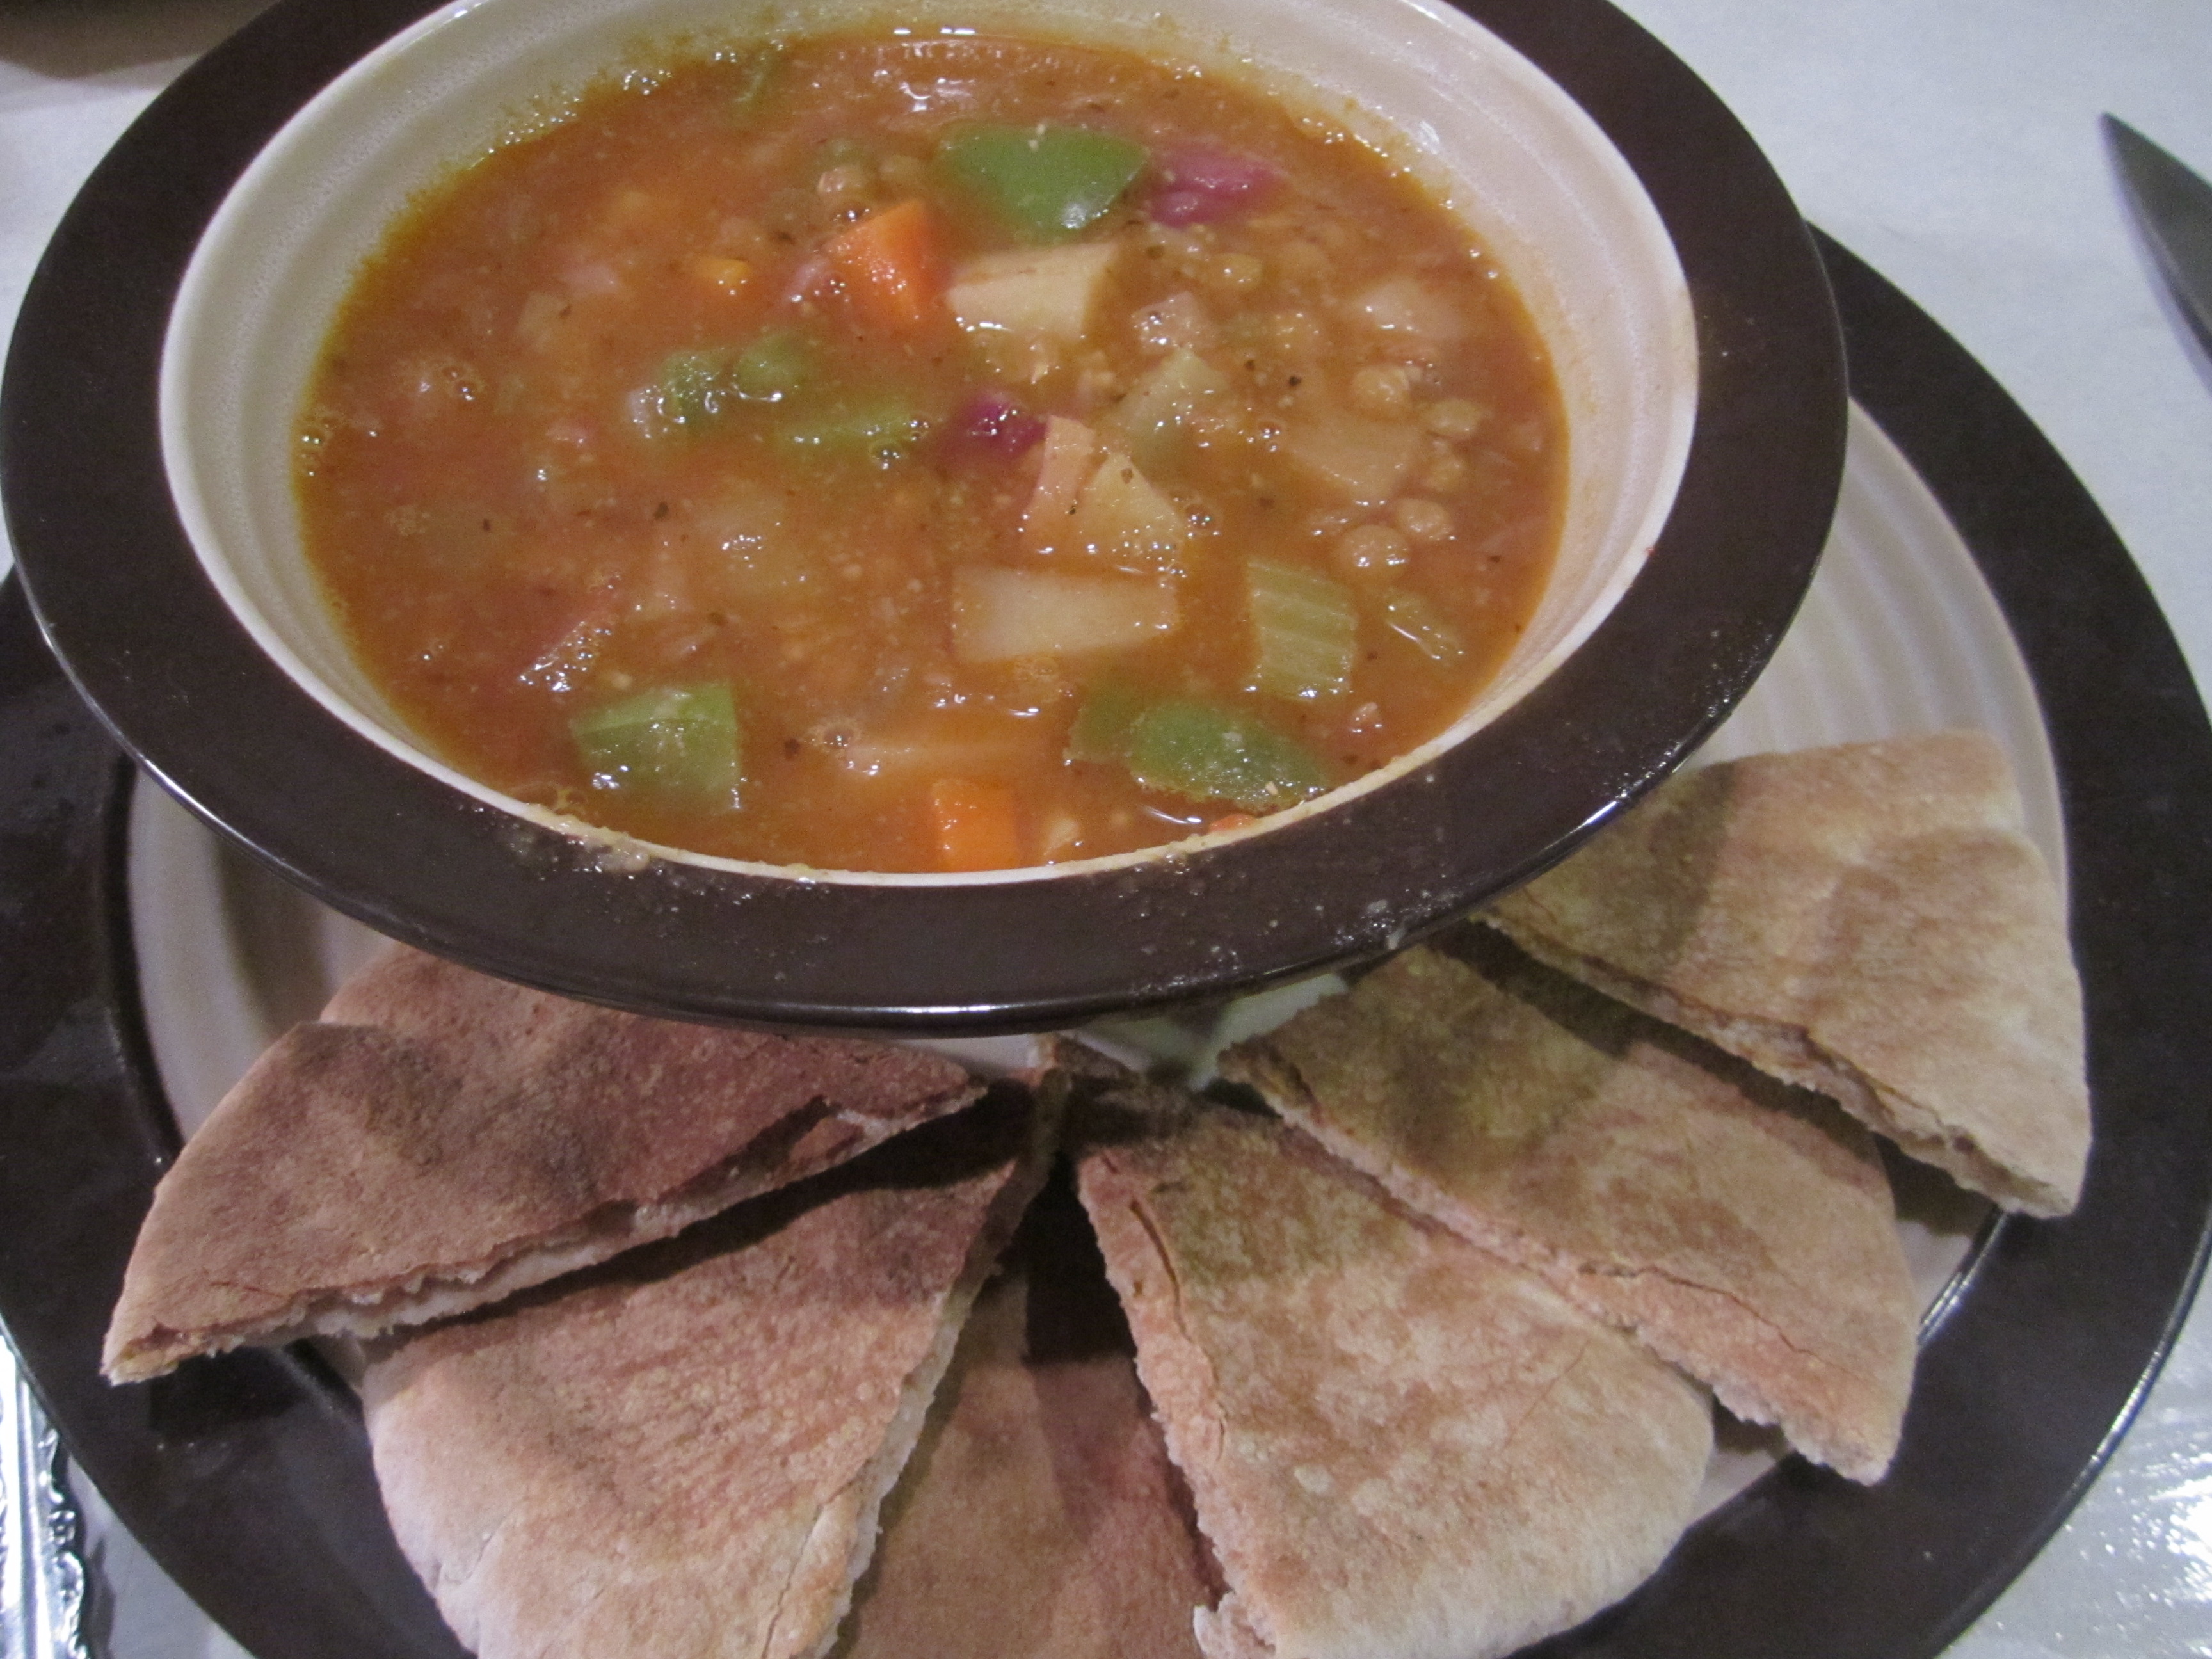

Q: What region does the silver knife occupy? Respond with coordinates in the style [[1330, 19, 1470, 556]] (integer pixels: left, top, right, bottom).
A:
[[2103, 114, 2212, 360], [2, 1331, 90, 1659]]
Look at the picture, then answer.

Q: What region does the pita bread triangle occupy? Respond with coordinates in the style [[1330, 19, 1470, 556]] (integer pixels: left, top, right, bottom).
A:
[[1486, 732, 2089, 1215], [838, 1169, 1212, 1659], [364, 1081, 1056, 1659], [1221, 929, 1921, 1482], [1066, 1051, 1713, 1659], [105, 943, 981, 1381]]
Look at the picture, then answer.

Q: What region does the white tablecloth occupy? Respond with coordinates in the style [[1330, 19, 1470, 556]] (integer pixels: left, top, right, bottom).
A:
[[2, 1, 2207, 1655]]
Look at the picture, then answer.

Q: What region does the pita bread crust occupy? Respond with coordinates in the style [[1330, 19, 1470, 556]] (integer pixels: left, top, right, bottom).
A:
[[365, 1091, 1053, 1659], [1487, 732, 2088, 1215], [1222, 940, 1919, 1482], [1073, 1086, 1713, 1659], [838, 1264, 1211, 1659], [104, 944, 979, 1380]]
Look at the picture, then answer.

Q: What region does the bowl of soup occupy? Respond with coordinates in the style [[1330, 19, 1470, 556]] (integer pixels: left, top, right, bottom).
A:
[[6, 0, 1842, 1029]]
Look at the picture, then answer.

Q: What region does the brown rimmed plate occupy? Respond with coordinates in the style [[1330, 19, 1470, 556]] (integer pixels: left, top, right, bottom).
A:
[[1, 232, 2209, 1657]]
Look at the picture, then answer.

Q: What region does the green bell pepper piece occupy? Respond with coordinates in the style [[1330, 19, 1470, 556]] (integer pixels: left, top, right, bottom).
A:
[[939, 125, 1148, 243], [643, 332, 813, 432], [572, 684, 743, 805], [780, 396, 929, 462], [1122, 696, 1328, 813], [1066, 683, 1150, 764]]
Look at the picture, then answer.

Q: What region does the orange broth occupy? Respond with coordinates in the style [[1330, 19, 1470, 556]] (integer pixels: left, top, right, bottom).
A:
[[294, 31, 1566, 872]]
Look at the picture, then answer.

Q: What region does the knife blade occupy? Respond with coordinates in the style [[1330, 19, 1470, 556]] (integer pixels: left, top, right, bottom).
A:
[[1, 1332, 91, 1659], [2103, 114, 2212, 360]]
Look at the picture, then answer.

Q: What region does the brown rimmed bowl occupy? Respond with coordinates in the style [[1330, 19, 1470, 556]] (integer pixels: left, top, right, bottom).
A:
[[1, 0, 1843, 1031]]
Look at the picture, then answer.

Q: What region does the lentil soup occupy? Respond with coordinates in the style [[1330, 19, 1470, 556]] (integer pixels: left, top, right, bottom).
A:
[[294, 30, 1566, 873]]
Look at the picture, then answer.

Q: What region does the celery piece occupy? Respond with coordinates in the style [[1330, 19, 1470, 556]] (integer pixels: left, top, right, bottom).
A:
[[1066, 684, 1150, 764], [1380, 589, 1466, 663], [780, 396, 929, 463], [572, 684, 743, 805], [1249, 559, 1357, 701], [1103, 348, 1233, 470], [940, 125, 1148, 243], [650, 349, 739, 427], [732, 330, 812, 404], [1123, 696, 1328, 813]]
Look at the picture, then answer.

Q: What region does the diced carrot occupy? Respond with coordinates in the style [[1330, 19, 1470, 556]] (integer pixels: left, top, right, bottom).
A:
[[930, 777, 1023, 872], [825, 198, 943, 332], [691, 255, 754, 297], [1206, 812, 1258, 834]]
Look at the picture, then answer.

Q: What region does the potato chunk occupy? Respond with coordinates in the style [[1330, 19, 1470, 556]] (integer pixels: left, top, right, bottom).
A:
[[1279, 416, 1423, 504], [949, 241, 1123, 344], [952, 568, 1180, 662]]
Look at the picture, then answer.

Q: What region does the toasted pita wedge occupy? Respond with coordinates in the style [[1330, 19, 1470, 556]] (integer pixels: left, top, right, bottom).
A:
[[104, 943, 981, 1381], [840, 1171, 1211, 1659], [1070, 1067, 1713, 1659], [364, 1086, 1054, 1659], [1221, 934, 1919, 1482], [1486, 732, 2088, 1215]]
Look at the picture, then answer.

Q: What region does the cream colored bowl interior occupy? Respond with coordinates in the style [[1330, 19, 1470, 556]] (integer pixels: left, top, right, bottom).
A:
[[161, 0, 1697, 884]]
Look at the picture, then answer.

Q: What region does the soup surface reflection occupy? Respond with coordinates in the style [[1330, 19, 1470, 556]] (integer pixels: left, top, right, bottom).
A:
[[295, 31, 1566, 872]]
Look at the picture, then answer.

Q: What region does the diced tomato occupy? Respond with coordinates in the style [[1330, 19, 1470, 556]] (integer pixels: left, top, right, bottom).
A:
[[824, 198, 943, 332]]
